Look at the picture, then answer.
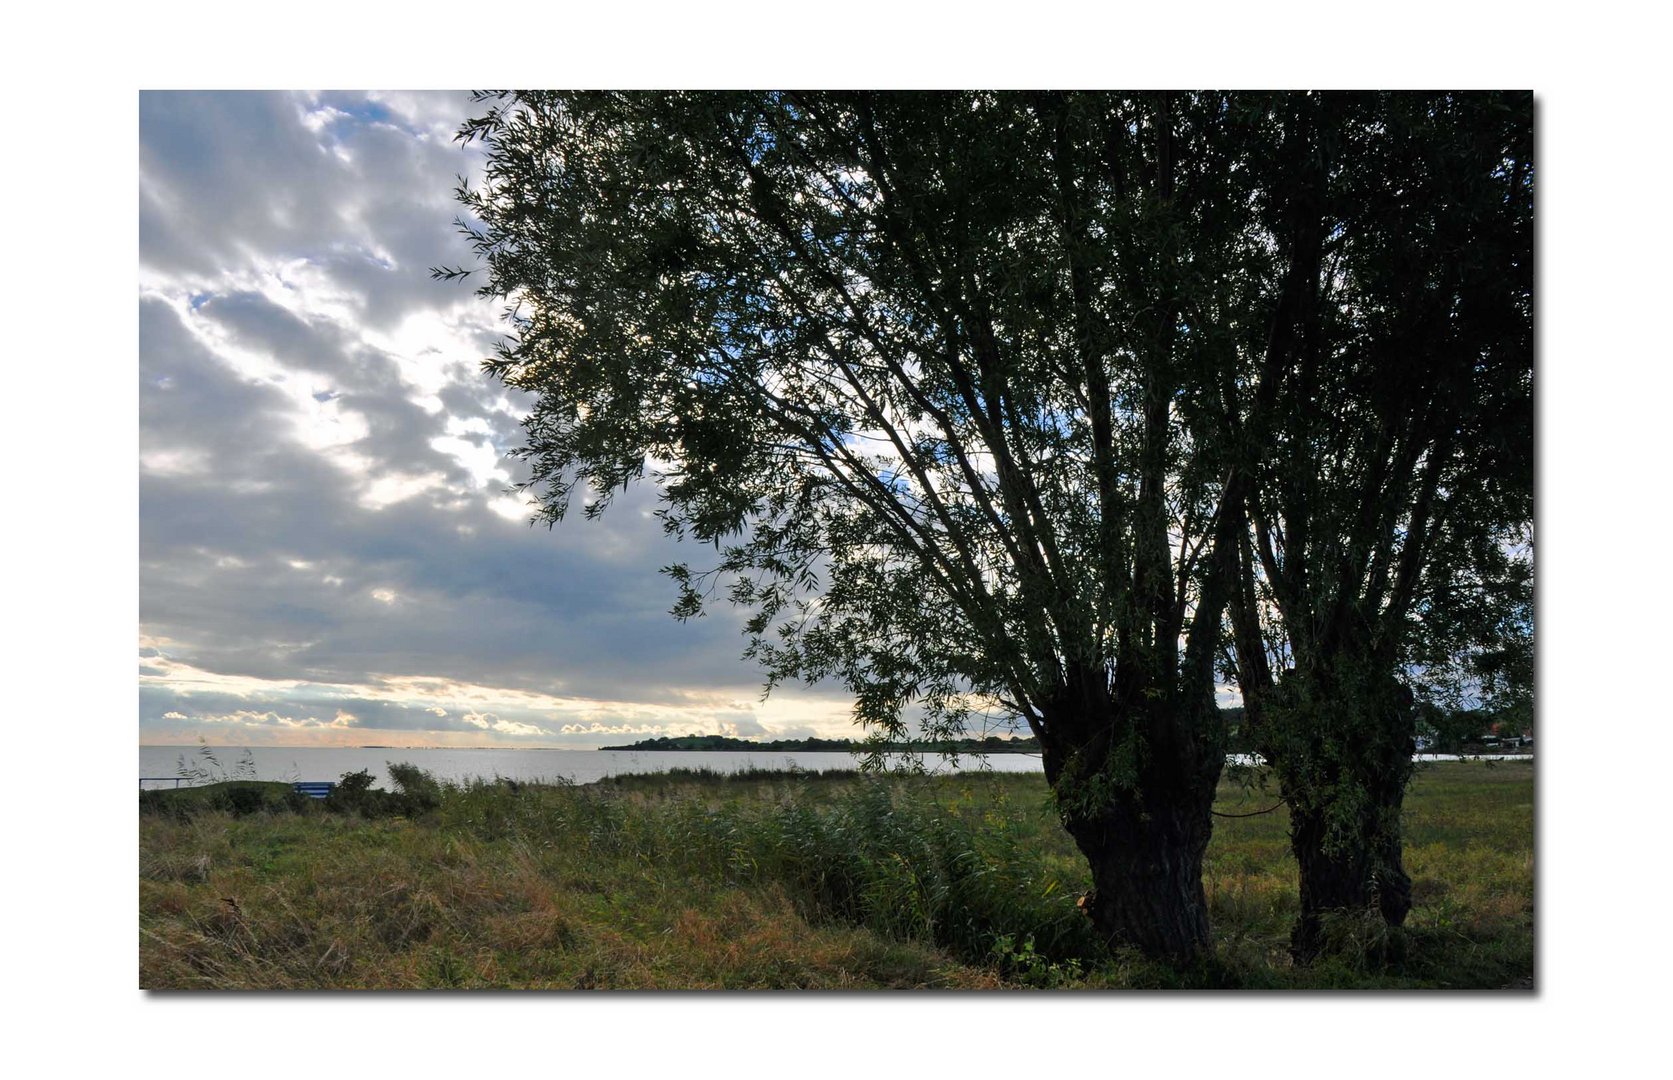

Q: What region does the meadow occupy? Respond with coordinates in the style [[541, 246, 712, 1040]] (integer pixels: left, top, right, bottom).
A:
[[138, 760, 1533, 990]]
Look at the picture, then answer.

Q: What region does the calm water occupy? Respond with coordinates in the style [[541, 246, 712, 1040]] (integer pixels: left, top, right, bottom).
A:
[[137, 746, 1526, 790], [138, 745, 1046, 789]]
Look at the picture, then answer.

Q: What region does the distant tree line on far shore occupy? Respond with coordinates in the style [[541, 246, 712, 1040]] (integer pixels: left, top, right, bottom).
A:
[[604, 702, 1524, 756]]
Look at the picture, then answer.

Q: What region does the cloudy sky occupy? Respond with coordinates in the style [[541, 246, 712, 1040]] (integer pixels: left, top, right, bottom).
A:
[[30, 12, 1663, 1061], [138, 90, 867, 748]]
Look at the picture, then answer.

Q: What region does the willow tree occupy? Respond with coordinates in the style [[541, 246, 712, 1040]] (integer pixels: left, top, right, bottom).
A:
[[1221, 92, 1534, 959], [444, 91, 1307, 961]]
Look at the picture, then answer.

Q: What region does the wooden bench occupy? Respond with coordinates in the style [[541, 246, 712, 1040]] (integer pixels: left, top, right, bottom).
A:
[[293, 781, 336, 799]]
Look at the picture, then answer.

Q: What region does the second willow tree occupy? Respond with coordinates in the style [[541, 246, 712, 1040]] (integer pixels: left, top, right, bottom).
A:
[[1224, 92, 1532, 960]]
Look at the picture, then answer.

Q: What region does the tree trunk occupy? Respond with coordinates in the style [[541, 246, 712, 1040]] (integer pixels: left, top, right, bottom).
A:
[[1061, 788, 1216, 962], [1288, 792, 1412, 962], [1262, 666, 1416, 963], [1041, 683, 1223, 964]]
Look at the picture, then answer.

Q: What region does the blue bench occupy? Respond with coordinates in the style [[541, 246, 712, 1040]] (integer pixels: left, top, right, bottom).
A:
[[293, 781, 336, 799]]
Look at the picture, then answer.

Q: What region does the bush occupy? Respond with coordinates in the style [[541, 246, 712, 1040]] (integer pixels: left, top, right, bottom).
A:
[[326, 768, 400, 816], [338, 768, 376, 796], [387, 763, 443, 816]]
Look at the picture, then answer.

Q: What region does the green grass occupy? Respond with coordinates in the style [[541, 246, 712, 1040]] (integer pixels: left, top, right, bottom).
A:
[[138, 760, 1533, 989]]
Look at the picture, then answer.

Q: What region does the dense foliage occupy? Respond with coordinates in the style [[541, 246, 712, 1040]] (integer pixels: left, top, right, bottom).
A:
[[1218, 92, 1532, 957], [442, 91, 1531, 961]]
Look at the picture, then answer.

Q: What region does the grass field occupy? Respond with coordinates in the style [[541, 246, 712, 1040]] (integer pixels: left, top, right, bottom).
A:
[[138, 759, 1533, 989]]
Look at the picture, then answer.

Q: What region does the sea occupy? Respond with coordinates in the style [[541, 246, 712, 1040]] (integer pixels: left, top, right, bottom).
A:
[[137, 745, 1046, 789], [137, 745, 1526, 790]]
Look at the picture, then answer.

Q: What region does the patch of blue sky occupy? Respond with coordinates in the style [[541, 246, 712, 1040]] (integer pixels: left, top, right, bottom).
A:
[[314, 93, 395, 128], [308, 92, 429, 142]]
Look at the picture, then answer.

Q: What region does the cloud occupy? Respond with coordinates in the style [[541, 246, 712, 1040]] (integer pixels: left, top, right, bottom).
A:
[[137, 641, 845, 748], [140, 91, 486, 331], [140, 91, 866, 749]]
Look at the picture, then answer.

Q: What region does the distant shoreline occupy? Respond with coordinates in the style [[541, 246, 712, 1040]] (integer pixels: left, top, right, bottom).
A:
[[597, 734, 1042, 754]]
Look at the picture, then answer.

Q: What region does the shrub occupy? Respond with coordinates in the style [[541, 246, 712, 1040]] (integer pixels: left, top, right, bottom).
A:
[[338, 768, 376, 796], [387, 763, 443, 816], [326, 768, 402, 816]]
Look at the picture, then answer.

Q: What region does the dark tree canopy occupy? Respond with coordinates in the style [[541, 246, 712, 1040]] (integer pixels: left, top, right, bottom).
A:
[[1218, 92, 1533, 957], [444, 91, 1531, 961], [1228, 93, 1532, 693], [448, 92, 1279, 738]]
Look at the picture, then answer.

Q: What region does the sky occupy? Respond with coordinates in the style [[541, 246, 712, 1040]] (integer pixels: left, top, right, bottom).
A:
[[26, 4, 1667, 1067], [138, 90, 867, 748]]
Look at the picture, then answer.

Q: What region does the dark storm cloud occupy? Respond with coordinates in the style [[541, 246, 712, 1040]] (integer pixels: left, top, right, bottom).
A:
[[139, 94, 840, 745]]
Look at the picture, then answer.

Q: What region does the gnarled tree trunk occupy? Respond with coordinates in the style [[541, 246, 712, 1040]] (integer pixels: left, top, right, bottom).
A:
[[1041, 682, 1224, 964], [1061, 785, 1217, 961], [1287, 786, 1413, 961], [1261, 666, 1416, 962]]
